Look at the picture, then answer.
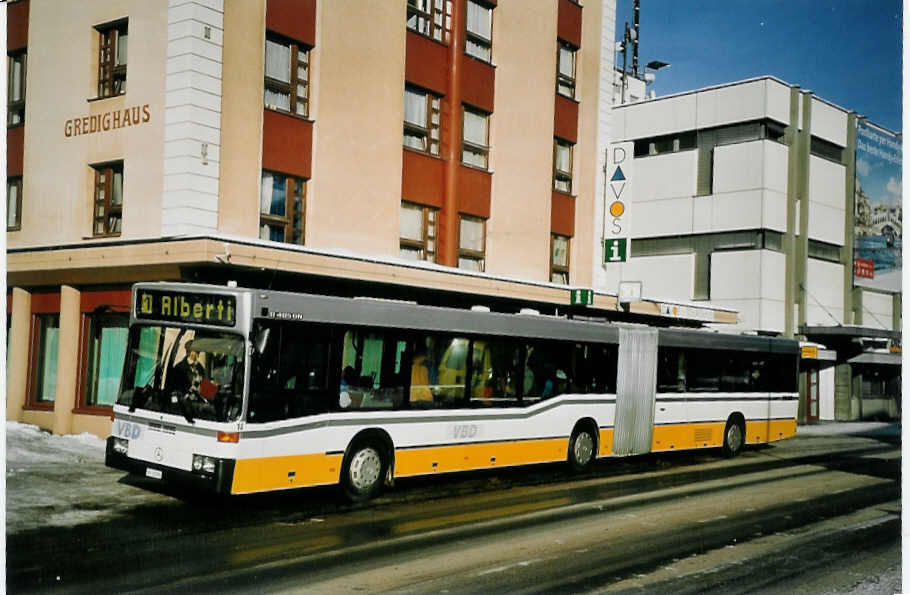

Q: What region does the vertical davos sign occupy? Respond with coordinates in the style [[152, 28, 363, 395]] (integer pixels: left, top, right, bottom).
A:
[[604, 142, 633, 265], [854, 121, 902, 291]]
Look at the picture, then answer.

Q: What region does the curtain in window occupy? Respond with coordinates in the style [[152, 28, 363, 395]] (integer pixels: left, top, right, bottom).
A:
[[260, 172, 286, 216], [404, 88, 427, 127], [111, 171, 123, 206], [555, 143, 571, 173], [8, 58, 22, 101], [459, 218, 483, 251], [7, 183, 19, 226], [400, 205, 424, 241], [115, 32, 128, 66], [95, 326, 128, 405], [463, 110, 487, 146], [466, 1, 491, 40], [558, 46, 574, 78], [265, 39, 291, 82], [552, 236, 569, 267], [38, 319, 59, 402]]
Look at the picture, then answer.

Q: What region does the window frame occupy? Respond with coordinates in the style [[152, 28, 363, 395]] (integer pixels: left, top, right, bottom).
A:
[[27, 313, 60, 409], [91, 161, 124, 238], [462, 105, 490, 169], [264, 32, 311, 119], [7, 176, 22, 231], [78, 310, 129, 411], [7, 50, 26, 127], [403, 85, 441, 156], [400, 201, 438, 263], [407, 0, 448, 43], [457, 214, 486, 271], [550, 234, 570, 284], [553, 138, 573, 194], [556, 42, 577, 99], [259, 170, 306, 245], [464, 0, 493, 62], [95, 19, 128, 99]]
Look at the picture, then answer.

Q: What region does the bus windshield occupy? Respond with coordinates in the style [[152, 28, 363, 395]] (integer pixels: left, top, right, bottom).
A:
[[117, 325, 245, 423]]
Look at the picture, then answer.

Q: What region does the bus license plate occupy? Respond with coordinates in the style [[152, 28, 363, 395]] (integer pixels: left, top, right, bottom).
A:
[[145, 468, 163, 480]]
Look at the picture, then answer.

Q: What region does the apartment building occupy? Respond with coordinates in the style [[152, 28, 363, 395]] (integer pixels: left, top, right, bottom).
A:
[[607, 77, 902, 422]]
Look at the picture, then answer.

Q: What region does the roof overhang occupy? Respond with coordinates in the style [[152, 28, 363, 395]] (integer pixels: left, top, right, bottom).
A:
[[800, 325, 901, 342], [848, 352, 902, 366]]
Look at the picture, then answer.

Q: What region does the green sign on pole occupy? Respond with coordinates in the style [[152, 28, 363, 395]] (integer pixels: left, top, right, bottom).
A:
[[570, 289, 594, 306], [604, 238, 628, 263]]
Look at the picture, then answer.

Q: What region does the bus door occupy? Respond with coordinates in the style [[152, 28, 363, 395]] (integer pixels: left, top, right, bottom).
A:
[[612, 326, 658, 456]]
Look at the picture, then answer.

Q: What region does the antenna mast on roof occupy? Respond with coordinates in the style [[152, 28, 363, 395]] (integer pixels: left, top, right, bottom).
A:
[[632, 0, 640, 78]]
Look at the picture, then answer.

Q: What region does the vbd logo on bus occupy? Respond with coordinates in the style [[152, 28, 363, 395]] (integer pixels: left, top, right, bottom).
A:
[[136, 289, 236, 327], [114, 420, 142, 440]]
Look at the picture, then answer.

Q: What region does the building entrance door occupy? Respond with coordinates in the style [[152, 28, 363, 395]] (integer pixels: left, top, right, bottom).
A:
[[806, 369, 819, 423]]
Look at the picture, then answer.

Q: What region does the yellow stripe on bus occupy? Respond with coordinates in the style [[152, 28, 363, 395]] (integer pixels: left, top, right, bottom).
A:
[[232, 453, 344, 494], [394, 437, 571, 477], [651, 422, 726, 452]]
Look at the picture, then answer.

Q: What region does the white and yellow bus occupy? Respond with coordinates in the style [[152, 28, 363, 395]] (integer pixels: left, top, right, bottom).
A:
[[106, 282, 799, 501]]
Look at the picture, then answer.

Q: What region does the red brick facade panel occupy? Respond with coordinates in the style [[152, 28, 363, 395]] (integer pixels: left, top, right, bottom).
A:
[[551, 190, 575, 236], [405, 32, 449, 95], [402, 150, 445, 208], [557, 0, 582, 48], [262, 109, 312, 178], [266, 0, 316, 46], [460, 56, 495, 113], [456, 165, 492, 218], [7, 0, 29, 51], [554, 94, 578, 144], [7, 126, 24, 176]]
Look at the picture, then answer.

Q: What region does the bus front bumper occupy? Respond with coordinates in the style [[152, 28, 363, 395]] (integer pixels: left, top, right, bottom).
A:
[[105, 437, 236, 494]]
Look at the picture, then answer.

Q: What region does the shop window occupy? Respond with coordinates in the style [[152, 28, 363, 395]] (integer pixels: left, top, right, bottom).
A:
[[7, 51, 26, 126], [458, 215, 485, 271], [30, 314, 59, 403], [407, 0, 448, 42], [556, 42, 576, 98], [264, 33, 310, 118], [404, 85, 441, 156], [554, 138, 573, 193], [551, 234, 570, 284], [82, 312, 128, 407], [7, 177, 22, 231], [400, 202, 438, 262], [96, 19, 128, 98], [260, 170, 305, 244], [92, 161, 123, 237], [464, 0, 492, 61], [462, 106, 490, 169]]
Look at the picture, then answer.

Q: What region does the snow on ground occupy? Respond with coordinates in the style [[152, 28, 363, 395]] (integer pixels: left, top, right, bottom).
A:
[[6, 422, 173, 534]]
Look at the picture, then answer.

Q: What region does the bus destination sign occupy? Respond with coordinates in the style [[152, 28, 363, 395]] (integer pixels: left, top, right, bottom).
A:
[[136, 289, 236, 327]]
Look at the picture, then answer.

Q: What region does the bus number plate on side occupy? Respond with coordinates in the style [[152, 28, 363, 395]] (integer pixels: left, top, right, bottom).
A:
[[145, 468, 163, 480], [114, 420, 143, 441]]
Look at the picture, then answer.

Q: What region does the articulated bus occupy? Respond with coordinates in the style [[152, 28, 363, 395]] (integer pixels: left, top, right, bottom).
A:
[[106, 282, 799, 501]]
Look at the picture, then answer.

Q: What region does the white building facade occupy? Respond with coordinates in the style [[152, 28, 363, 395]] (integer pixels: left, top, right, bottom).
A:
[[605, 77, 901, 422]]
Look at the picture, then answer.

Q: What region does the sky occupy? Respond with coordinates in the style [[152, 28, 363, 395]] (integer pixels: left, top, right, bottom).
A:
[[615, 0, 903, 132]]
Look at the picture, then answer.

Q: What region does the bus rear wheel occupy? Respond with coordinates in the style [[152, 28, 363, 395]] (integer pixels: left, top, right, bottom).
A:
[[722, 417, 745, 458], [341, 440, 387, 502], [568, 425, 596, 472]]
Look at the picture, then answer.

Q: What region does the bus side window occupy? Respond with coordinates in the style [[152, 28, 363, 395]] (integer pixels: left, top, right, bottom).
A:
[[410, 333, 466, 409], [657, 348, 685, 392], [469, 339, 521, 408], [339, 330, 406, 410]]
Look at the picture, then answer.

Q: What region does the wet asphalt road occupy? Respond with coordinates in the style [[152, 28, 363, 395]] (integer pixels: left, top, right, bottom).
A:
[[8, 427, 900, 593]]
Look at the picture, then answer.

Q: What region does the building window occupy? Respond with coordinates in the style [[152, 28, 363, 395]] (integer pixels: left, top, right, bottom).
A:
[[404, 86, 441, 155], [7, 51, 26, 126], [264, 34, 310, 118], [407, 0, 448, 42], [260, 170, 305, 244], [83, 312, 128, 407], [465, 0, 492, 61], [96, 20, 128, 98], [551, 234, 570, 284], [556, 42, 576, 98], [7, 177, 22, 231], [554, 138, 573, 193], [400, 202, 438, 262], [462, 107, 490, 169], [458, 215, 485, 271], [92, 162, 123, 237], [31, 314, 59, 403]]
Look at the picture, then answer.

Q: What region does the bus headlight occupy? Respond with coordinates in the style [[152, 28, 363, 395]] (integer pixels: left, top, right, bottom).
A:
[[112, 438, 129, 455], [192, 454, 217, 475]]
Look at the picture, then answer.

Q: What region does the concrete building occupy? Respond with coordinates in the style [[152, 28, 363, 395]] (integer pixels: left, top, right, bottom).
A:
[[6, 0, 741, 437], [606, 76, 902, 422]]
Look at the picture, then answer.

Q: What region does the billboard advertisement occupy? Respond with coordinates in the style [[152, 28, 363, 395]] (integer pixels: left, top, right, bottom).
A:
[[854, 121, 902, 291]]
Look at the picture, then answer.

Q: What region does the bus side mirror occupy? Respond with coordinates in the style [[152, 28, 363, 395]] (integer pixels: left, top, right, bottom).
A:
[[254, 328, 271, 354]]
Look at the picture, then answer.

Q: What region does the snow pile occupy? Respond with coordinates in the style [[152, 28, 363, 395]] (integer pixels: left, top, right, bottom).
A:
[[6, 422, 173, 534]]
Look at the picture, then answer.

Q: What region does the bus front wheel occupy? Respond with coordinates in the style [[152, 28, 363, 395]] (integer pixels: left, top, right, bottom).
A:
[[341, 440, 388, 502], [722, 416, 745, 458]]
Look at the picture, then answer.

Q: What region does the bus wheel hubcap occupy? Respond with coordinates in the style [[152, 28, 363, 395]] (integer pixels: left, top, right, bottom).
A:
[[350, 447, 382, 491], [574, 432, 594, 465], [727, 425, 743, 452]]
